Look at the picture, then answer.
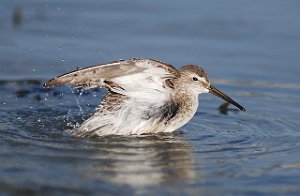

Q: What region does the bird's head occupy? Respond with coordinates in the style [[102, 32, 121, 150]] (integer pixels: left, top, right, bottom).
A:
[[178, 64, 245, 111]]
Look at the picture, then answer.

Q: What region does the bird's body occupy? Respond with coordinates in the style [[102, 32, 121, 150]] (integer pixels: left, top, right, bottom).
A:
[[44, 58, 245, 137]]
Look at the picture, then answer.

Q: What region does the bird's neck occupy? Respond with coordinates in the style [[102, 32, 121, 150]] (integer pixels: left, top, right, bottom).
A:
[[162, 88, 199, 131], [173, 88, 199, 112]]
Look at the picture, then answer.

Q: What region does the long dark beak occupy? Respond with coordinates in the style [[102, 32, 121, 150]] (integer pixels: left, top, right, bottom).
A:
[[208, 85, 246, 111]]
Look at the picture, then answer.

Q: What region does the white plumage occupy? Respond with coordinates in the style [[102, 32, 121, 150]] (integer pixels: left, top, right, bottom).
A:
[[44, 58, 245, 137]]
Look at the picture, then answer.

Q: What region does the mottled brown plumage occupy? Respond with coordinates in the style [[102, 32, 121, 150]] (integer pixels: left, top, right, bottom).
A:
[[44, 58, 245, 136]]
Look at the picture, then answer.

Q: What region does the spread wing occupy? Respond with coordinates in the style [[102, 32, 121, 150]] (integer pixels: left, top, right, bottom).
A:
[[44, 59, 181, 136], [44, 58, 180, 99]]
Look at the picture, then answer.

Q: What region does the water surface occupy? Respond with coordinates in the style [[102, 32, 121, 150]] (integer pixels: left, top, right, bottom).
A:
[[1, 0, 300, 195]]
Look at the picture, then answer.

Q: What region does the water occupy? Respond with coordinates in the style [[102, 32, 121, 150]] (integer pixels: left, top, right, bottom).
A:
[[1, 0, 300, 195]]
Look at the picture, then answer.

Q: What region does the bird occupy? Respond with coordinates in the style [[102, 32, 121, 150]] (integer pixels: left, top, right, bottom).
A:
[[44, 58, 245, 137]]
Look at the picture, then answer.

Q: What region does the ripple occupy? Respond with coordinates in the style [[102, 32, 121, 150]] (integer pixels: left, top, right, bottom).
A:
[[0, 79, 300, 194]]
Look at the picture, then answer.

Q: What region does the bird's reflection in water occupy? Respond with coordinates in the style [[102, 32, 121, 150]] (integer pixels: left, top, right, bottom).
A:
[[81, 132, 198, 187]]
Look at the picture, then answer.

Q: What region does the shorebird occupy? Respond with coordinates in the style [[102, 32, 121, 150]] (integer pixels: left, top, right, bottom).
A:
[[44, 58, 245, 137]]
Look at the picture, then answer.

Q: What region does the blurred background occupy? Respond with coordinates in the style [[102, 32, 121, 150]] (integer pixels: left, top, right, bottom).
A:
[[1, 0, 300, 195], [1, 0, 300, 82]]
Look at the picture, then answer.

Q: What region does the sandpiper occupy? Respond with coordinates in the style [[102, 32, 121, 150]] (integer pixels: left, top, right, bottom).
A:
[[44, 58, 245, 137]]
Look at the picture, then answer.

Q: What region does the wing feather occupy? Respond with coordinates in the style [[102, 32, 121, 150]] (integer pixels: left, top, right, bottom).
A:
[[43, 58, 180, 89], [44, 58, 182, 136]]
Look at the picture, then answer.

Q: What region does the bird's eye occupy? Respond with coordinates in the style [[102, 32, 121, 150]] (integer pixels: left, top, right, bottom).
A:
[[193, 77, 198, 81]]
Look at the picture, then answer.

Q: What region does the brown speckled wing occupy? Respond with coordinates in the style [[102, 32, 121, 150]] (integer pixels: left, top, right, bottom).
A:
[[43, 58, 180, 89]]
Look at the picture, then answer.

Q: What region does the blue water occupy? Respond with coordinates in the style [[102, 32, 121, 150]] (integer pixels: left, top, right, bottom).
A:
[[1, 0, 300, 195]]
